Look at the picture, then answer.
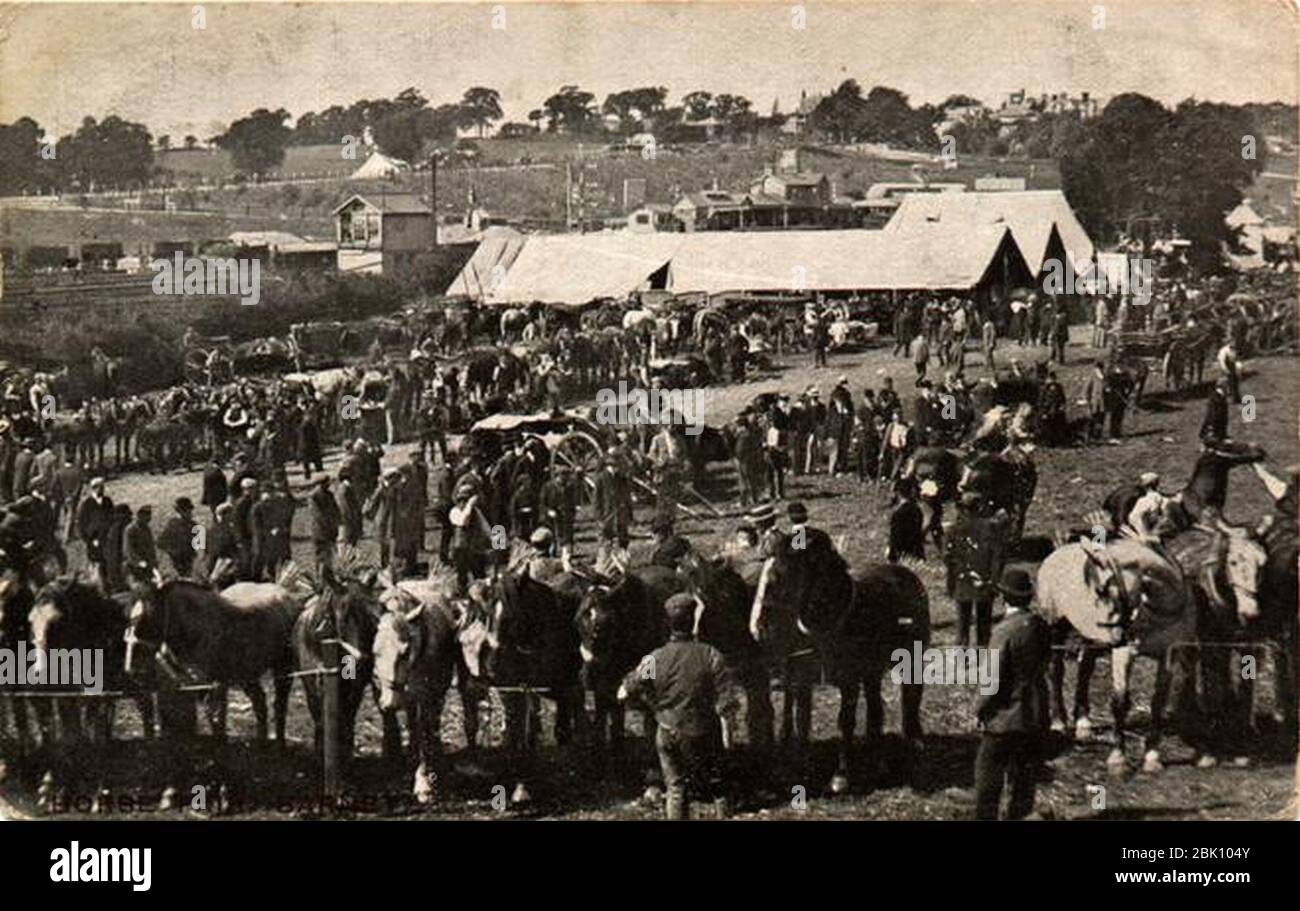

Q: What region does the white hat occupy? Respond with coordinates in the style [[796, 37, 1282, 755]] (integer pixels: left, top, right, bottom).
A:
[[1139, 471, 1160, 487]]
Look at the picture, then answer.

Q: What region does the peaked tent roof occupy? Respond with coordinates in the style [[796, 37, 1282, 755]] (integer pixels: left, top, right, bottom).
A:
[[666, 226, 1026, 295], [483, 233, 684, 306], [883, 190, 1094, 274], [446, 226, 529, 298], [470, 226, 1031, 304]]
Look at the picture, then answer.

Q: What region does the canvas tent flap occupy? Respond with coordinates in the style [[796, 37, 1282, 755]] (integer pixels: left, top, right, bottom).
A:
[[884, 190, 1094, 274], [448, 226, 528, 298], [484, 233, 683, 306], [665, 226, 1024, 293]]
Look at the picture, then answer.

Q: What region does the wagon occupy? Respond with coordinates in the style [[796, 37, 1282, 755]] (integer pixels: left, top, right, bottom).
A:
[[462, 409, 607, 479]]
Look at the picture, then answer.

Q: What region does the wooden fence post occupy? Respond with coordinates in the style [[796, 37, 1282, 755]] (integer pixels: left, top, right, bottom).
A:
[[321, 641, 341, 803]]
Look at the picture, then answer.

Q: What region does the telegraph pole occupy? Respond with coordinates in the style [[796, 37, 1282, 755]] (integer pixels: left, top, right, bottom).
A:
[[429, 153, 439, 249]]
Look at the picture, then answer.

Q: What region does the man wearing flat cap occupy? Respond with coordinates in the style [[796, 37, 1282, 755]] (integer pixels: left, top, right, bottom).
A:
[[619, 592, 740, 820], [648, 515, 691, 570], [974, 565, 1050, 820]]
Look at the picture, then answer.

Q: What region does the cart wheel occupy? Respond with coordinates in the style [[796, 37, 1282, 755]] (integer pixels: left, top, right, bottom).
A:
[[551, 431, 604, 504]]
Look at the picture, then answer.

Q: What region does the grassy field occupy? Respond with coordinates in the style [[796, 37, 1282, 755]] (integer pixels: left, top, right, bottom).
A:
[[2, 323, 1295, 821], [135, 141, 1062, 228]]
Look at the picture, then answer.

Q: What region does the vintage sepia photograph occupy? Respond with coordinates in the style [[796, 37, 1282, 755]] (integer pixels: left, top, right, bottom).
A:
[[0, 0, 1296, 844]]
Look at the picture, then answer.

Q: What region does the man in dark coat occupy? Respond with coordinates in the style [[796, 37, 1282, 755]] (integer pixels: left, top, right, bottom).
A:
[[538, 465, 577, 551], [974, 566, 1050, 820], [76, 477, 114, 585], [430, 454, 456, 562], [594, 459, 634, 548], [201, 457, 228, 520], [298, 404, 324, 480], [310, 477, 342, 572], [887, 477, 925, 562], [204, 502, 240, 587], [618, 593, 741, 820], [944, 492, 1010, 648], [11, 440, 34, 503], [157, 497, 198, 577], [233, 477, 258, 579], [1102, 365, 1135, 441], [1077, 360, 1107, 445], [1200, 377, 1231, 446], [52, 455, 83, 542], [123, 505, 157, 580], [1035, 370, 1068, 446], [338, 473, 364, 547]]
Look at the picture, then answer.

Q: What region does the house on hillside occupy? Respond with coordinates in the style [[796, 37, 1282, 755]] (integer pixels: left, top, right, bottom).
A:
[[672, 190, 747, 232], [333, 193, 433, 275], [781, 90, 825, 135], [626, 204, 679, 234]]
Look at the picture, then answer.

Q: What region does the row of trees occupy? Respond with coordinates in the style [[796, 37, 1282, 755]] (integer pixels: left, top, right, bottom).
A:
[[807, 80, 941, 150], [0, 115, 155, 194], [1057, 94, 1266, 270]]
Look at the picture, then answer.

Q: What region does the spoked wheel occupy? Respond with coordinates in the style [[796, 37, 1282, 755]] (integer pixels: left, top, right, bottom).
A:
[[550, 431, 603, 505]]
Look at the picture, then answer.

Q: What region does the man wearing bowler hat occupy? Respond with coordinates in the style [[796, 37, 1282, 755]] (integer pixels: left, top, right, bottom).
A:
[[974, 566, 1050, 820]]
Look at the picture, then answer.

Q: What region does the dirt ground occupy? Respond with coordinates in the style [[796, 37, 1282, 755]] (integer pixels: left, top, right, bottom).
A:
[[2, 324, 1296, 821]]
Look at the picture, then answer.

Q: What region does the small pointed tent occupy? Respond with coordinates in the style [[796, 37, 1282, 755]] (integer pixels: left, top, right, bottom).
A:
[[351, 152, 410, 180]]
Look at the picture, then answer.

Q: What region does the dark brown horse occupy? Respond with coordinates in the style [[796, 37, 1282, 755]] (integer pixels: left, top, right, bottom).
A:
[[750, 532, 929, 793], [572, 567, 672, 750], [460, 571, 585, 804], [27, 577, 156, 743], [678, 550, 773, 753], [124, 579, 300, 742], [292, 574, 385, 769]]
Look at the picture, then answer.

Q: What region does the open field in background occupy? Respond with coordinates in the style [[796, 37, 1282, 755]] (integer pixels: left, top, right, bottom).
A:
[[85, 141, 1062, 231], [1, 324, 1295, 820]]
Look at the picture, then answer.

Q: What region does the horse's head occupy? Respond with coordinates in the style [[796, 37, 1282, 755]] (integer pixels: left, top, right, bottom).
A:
[[0, 562, 30, 646], [1078, 540, 1137, 647], [749, 532, 807, 647], [575, 577, 624, 671], [308, 576, 380, 677], [1213, 523, 1268, 626], [122, 572, 170, 676], [28, 578, 70, 658], [372, 595, 426, 712]]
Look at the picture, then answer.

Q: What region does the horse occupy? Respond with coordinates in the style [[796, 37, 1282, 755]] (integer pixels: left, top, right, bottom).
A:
[[905, 443, 1037, 544], [1255, 508, 1299, 754], [750, 531, 929, 793], [124, 578, 300, 743], [572, 567, 673, 751], [1040, 537, 1209, 772], [678, 550, 773, 753], [372, 577, 479, 804], [459, 571, 585, 804], [291, 573, 384, 770], [27, 577, 156, 744], [1163, 518, 1272, 762], [0, 562, 39, 747]]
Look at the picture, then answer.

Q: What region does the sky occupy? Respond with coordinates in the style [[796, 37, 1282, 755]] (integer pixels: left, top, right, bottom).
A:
[[1, 0, 1296, 140]]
